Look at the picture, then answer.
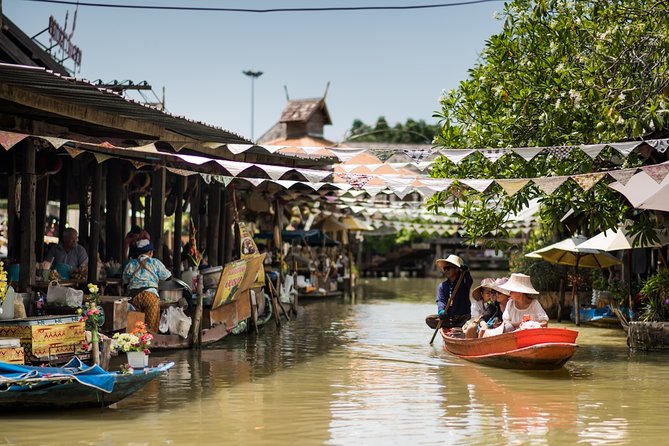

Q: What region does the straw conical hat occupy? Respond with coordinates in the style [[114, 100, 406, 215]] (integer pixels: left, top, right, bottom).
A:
[[472, 278, 496, 300], [435, 254, 463, 270]]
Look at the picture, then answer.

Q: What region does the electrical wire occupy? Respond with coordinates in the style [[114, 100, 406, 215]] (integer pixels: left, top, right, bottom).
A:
[[25, 0, 502, 13]]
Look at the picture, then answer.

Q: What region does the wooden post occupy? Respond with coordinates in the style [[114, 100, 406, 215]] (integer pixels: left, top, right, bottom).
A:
[[58, 157, 70, 243], [130, 192, 138, 228], [149, 167, 166, 262], [218, 188, 227, 266], [120, 185, 128, 261], [19, 139, 37, 292], [88, 162, 102, 283], [7, 170, 18, 261], [191, 273, 204, 348], [222, 189, 232, 264], [35, 174, 49, 261], [77, 159, 89, 248], [198, 179, 208, 261], [105, 160, 123, 262], [172, 176, 184, 277], [144, 194, 151, 232], [207, 184, 221, 266], [557, 277, 565, 322]]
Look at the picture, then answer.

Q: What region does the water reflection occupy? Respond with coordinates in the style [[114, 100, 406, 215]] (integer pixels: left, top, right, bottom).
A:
[[4, 278, 669, 445]]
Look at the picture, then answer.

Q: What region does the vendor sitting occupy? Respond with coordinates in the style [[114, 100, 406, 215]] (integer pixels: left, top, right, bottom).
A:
[[45, 228, 88, 272], [122, 239, 171, 333]]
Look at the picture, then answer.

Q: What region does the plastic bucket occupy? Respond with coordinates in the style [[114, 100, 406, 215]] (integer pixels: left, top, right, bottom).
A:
[[54, 263, 72, 280]]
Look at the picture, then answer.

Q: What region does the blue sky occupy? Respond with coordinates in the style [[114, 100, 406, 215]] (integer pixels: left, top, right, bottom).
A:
[[5, 1, 503, 142]]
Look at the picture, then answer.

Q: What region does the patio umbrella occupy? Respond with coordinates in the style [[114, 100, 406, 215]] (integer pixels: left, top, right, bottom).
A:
[[578, 227, 669, 252], [526, 235, 622, 325]]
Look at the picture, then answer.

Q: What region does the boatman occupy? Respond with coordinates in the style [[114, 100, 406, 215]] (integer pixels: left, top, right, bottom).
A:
[[425, 254, 473, 330]]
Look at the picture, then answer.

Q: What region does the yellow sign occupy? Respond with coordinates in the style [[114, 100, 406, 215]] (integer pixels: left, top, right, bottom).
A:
[[212, 259, 247, 309]]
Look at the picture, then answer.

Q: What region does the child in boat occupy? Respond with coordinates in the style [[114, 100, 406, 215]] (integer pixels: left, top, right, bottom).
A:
[[464, 278, 497, 338], [477, 277, 511, 338], [498, 273, 548, 332]]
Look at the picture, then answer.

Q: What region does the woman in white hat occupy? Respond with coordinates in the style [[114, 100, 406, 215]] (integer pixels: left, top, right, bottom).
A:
[[476, 277, 512, 338], [463, 278, 497, 338], [499, 273, 549, 332]]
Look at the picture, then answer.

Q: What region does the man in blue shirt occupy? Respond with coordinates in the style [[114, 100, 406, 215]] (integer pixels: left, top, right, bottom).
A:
[[45, 228, 88, 271], [425, 254, 473, 329]]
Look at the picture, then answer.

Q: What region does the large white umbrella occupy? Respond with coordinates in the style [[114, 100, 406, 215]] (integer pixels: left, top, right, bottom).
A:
[[526, 235, 622, 325], [526, 235, 622, 269], [609, 169, 669, 210], [579, 227, 669, 251]]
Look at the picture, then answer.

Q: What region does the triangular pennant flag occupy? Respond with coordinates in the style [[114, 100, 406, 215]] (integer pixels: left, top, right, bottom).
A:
[[202, 142, 226, 150], [222, 176, 234, 187], [243, 178, 266, 187], [166, 167, 197, 176], [226, 144, 254, 154], [645, 139, 669, 154], [533, 176, 568, 195], [129, 160, 147, 169], [0, 130, 28, 150], [608, 168, 637, 186], [363, 185, 386, 197], [546, 147, 572, 160], [609, 141, 642, 157], [201, 174, 213, 184], [93, 152, 113, 164], [496, 179, 530, 196], [480, 148, 510, 163], [175, 154, 211, 165], [439, 149, 474, 164], [217, 160, 253, 177], [340, 173, 371, 190], [641, 162, 669, 184], [41, 136, 70, 150], [260, 164, 290, 180], [63, 146, 84, 158], [460, 179, 494, 193], [273, 180, 298, 189], [579, 144, 606, 159], [511, 147, 544, 161], [133, 143, 158, 153], [297, 168, 331, 183], [572, 172, 606, 191]]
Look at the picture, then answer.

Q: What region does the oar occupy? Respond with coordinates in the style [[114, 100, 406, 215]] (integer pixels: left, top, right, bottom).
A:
[[429, 269, 466, 345]]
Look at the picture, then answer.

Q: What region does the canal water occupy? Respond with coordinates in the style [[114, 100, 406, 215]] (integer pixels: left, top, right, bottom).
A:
[[4, 276, 669, 445]]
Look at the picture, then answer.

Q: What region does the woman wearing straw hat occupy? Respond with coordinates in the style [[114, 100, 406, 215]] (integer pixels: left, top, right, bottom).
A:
[[477, 277, 512, 338], [498, 273, 549, 332], [425, 254, 473, 330]]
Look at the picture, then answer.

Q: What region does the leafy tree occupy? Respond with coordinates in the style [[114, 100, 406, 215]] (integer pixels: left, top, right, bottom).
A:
[[429, 0, 669, 251], [347, 117, 437, 143]]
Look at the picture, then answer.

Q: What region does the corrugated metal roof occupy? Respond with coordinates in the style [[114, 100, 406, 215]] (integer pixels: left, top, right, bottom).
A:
[[0, 62, 251, 144]]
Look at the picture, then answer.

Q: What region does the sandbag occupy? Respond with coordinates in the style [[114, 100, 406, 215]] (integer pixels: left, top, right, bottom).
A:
[[46, 281, 84, 307]]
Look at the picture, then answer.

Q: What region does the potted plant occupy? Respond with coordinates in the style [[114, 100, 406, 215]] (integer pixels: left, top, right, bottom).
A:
[[112, 321, 153, 369], [627, 269, 669, 351]]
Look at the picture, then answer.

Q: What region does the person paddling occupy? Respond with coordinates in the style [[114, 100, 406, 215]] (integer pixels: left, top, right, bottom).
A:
[[425, 254, 473, 330]]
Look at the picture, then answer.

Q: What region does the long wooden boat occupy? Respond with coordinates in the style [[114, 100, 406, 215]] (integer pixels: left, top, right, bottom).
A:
[[0, 357, 174, 411], [440, 327, 579, 370]]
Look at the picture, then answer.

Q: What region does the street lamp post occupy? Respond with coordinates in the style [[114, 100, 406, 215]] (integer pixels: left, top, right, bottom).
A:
[[243, 70, 263, 140]]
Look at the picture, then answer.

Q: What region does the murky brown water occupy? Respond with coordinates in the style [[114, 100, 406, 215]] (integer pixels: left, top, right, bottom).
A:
[[3, 277, 669, 445]]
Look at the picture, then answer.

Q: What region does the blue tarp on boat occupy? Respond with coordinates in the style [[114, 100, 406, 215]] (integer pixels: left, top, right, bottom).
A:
[[0, 357, 116, 393]]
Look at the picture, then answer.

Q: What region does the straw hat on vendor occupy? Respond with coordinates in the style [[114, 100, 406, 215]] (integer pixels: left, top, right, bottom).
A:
[[472, 277, 496, 301]]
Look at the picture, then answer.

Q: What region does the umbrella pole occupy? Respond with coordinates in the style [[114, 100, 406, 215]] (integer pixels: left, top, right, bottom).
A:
[[573, 258, 581, 326]]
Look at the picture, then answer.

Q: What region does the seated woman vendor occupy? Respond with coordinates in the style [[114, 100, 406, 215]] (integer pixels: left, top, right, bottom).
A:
[[498, 273, 548, 332], [122, 239, 171, 333]]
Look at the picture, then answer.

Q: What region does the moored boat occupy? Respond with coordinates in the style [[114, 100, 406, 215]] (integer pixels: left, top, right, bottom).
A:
[[440, 327, 579, 370], [0, 357, 174, 411]]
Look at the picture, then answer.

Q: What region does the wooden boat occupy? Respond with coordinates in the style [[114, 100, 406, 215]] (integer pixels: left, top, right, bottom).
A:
[[0, 357, 174, 411], [440, 327, 579, 370]]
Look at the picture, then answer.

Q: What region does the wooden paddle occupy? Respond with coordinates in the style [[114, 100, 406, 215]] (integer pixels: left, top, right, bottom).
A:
[[429, 268, 466, 345]]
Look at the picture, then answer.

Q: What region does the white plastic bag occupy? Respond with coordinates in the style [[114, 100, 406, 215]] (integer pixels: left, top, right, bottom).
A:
[[166, 306, 192, 338], [159, 310, 169, 334], [46, 281, 84, 307]]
